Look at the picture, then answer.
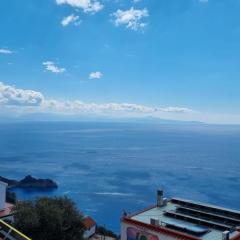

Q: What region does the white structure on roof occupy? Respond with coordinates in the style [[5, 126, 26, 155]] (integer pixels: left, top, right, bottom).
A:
[[0, 181, 7, 211]]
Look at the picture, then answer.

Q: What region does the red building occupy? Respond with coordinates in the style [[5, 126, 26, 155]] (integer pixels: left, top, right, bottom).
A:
[[83, 216, 97, 239]]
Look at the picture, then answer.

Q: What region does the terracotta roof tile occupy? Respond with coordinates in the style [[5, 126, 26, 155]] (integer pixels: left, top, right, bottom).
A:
[[83, 217, 96, 229]]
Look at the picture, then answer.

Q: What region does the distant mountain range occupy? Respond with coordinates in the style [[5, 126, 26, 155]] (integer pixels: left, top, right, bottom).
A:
[[0, 112, 205, 125]]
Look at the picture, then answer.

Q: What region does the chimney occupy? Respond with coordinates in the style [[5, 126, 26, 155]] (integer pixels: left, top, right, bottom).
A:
[[222, 231, 230, 240], [157, 189, 164, 207], [0, 181, 7, 210]]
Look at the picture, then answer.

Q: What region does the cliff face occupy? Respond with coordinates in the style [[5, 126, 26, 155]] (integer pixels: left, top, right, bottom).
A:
[[0, 175, 58, 189]]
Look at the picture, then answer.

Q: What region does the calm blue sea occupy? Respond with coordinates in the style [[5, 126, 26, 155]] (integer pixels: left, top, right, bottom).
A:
[[1, 121, 240, 233]]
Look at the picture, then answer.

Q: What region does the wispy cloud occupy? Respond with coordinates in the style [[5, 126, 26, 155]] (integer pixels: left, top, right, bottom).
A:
[[43, 100, 194, 115], [56, 0, 103, 14], [0, 48, 13, 54], [0, 82, 194, 118], [112, 7, 149, 31], [42, 61, 66, 73], [89, 71, 103, 79], [61, 14, 81, 26]]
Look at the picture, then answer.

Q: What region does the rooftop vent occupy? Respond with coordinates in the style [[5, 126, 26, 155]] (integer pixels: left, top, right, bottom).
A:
[[157, 190, 164, 207], [222, 231, 230, 240]]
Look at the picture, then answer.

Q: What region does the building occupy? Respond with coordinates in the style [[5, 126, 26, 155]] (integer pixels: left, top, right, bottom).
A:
[[83, 216, 97, 239], [0, 181, 14, 222], [0, 181, 7, 211], [0, 181, 31, 240], [121, 190, 240, 240]]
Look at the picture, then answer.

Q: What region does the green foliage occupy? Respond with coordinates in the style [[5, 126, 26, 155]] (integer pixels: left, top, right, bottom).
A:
[[14, 196, 84, 240], [6, 190, 17, 204]]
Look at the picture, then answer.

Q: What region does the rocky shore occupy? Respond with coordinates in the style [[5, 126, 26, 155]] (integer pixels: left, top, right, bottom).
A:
[[0, 175, 58, 189]]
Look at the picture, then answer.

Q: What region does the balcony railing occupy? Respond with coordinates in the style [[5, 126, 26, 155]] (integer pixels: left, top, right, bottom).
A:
[[0, 219, 31, 240]]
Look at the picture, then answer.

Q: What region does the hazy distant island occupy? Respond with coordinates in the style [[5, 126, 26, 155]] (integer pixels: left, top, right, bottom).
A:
[[0, 175, 58, 189]]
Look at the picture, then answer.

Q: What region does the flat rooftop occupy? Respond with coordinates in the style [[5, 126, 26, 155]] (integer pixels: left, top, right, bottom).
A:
[[128, 198, 240, 240], [0, 203, 14, 219]]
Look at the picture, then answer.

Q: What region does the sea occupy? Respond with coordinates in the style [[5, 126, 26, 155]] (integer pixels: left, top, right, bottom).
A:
[[0, 121, 240, 233]]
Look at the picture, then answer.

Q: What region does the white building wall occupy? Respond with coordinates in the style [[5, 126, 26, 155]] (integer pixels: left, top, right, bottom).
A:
[[84, 225, 96, 239], [0, 181, 7, 211], [121, 222, 179, 240]]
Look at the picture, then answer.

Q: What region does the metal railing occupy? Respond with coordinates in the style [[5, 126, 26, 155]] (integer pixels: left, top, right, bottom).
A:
[[0, 219, 31, 240]]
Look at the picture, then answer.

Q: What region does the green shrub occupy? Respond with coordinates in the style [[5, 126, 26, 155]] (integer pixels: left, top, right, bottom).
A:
[[14, 196, 84, 240]]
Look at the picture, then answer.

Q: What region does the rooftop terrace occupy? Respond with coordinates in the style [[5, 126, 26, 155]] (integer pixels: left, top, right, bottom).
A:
[[124, 192, 240, 240]]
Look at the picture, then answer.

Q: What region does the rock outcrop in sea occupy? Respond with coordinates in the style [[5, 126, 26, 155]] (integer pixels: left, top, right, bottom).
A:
[[0, 175, 58, 189]]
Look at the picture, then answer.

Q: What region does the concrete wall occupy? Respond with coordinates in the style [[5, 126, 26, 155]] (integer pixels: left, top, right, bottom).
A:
[[121, 222, 179, 240], [0, 181, 7, 211]]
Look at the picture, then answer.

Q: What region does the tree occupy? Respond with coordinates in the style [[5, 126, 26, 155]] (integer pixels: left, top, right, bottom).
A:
[[14, 196, 85, 240], [6, 190, 17, 204]]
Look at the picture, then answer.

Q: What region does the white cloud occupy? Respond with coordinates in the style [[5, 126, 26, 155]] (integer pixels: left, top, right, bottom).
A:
[[89, 71, 103, 79], [42, 61, 66, 73], [0, 82, 194, 120], [0, 82, 44, 106], [56, 0, 103, 13], [3, 83, 240, 124], [42, 100, 194, 115], [61, 14, 81, 26], [158, 107, 193, 113], [112, 7, 149, 31], [0, 49, 13, 54]]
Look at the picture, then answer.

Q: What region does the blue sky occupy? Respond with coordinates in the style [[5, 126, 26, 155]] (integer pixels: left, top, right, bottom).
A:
[[0, 0, 240, 123]]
